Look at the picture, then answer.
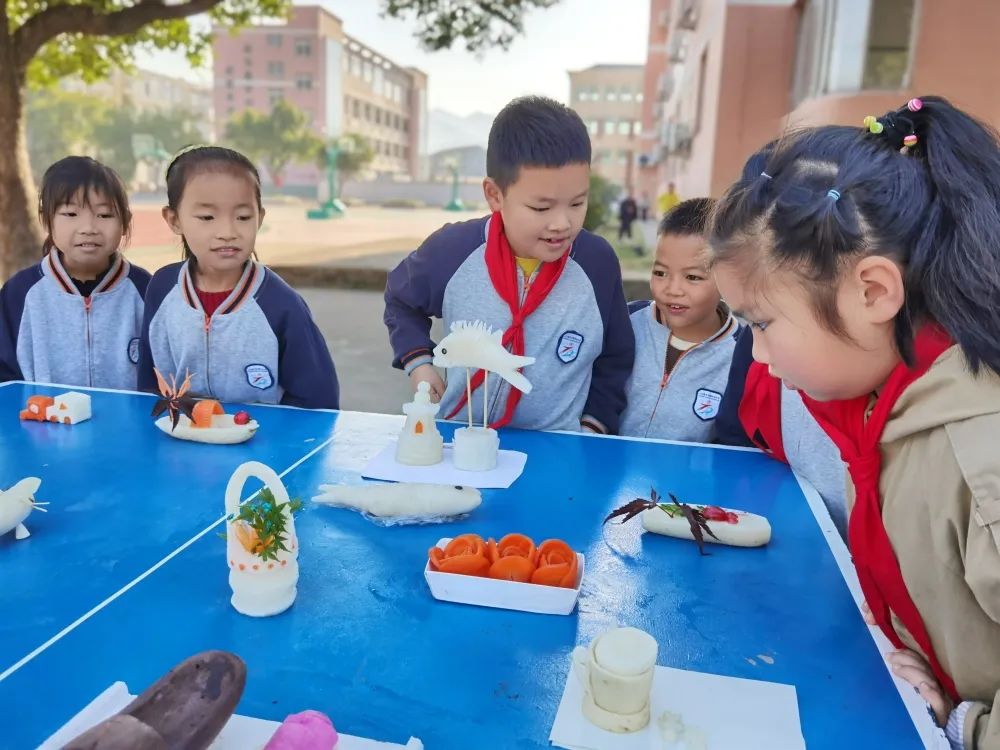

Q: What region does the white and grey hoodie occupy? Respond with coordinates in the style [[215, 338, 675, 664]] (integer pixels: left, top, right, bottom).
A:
[[619, 300, 740, 442]]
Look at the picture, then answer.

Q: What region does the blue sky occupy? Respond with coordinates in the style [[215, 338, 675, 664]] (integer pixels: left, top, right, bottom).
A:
[[137, 0, 649, 117]]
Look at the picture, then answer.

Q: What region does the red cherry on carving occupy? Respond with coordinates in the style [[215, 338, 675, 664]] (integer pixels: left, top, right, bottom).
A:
[[234, 411, 250, 425]]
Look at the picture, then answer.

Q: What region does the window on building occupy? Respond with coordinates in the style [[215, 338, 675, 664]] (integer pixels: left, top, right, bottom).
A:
[[269, 89, 283, 105], [353, 99, 361, 117], [863, 0, 916, 89], [364, 103, 372, 120], [402, 118, 409, 133], [267, 34, 282, 47], [226, 78, 234, 89], [244, 71, 252, 80], [363, 61, 373, 83], [350, 55, 362, 76], [296, 75, 312, 91], [375, 108, 382, 125], [621, 87, 633, 102], [295, 40, 311, 57], [632, 120, 642, 136], [403, 145, 410, 159], [617, 120, 631, 135], [244, 44, 252, 54], [588, 120, 600, 136], [226, 91, 233, 102], [268, 61, 284, 77], [245, 97, 252, 107], [606, 87, 617, 102], [603, 120, 615, 136], [618, 150, 629, 165], [225, 65, 234, 75], [636, 91, 644, 103]]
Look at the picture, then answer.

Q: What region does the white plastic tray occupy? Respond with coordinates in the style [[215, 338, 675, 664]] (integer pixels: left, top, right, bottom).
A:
[[423, 537, 584, 616]]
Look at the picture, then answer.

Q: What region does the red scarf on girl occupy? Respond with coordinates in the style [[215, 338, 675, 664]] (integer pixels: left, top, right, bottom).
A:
[[445, 211, 569, 428], [802, 325, 959, 702], [739, 363, 787, 463]]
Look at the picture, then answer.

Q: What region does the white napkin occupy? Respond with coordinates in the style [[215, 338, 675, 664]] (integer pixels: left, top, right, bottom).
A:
[[550, 660, 805, 750], [362, 441, 527, 489], [40, 682, 424, 750]]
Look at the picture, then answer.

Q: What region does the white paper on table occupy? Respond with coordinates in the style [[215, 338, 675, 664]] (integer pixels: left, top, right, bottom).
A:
[[39, 682, 424, 750], [549, 662, 805, 750], [362, 441, 527, 489]]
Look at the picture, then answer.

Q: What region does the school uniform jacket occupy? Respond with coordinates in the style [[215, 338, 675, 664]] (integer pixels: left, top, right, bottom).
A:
[[714, 325, 848, 537], [619, 300, 739, 442], [383, 216, 634, 434], [138, 260, 339, 409], [0, 252, 150, 389]]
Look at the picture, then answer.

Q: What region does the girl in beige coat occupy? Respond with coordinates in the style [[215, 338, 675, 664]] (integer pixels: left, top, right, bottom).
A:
[[710, 96, 1000, 749]]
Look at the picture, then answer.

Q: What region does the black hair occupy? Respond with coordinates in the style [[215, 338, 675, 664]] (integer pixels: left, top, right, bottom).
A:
[[658, 197, 716, 237], [710, 95, 1000, 376], [38, 156, 132, 255], [164, 145, 263, 260], [486, 95, 591, 191]]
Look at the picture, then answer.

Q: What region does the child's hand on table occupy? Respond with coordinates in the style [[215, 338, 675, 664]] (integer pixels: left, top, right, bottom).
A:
[[409, 364, 445, 403]]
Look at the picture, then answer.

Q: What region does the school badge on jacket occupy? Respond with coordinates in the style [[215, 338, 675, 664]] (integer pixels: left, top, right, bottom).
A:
[[245, 364, 274, 390], [556, 331, 584, 364], [693, 388, 722, 421]]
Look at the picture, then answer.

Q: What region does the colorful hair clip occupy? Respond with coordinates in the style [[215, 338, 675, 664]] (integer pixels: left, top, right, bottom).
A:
[[907, 98, 923, 112], [903, 134, 918, 148], [863, 115, 885, 134], [827, 189, 841, 202]]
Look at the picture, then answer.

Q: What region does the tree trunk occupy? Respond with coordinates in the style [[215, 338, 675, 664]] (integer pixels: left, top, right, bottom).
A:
[[0, 43, 43, 283]]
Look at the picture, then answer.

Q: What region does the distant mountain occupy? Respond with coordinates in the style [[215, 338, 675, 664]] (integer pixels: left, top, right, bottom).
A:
[[428, 109, 494, 154]]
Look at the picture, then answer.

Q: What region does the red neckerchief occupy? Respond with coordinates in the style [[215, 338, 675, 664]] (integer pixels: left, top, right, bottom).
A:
[[739, 363, 788, 463], [445, 211, 569, 428], [802, 326, 959, 702]]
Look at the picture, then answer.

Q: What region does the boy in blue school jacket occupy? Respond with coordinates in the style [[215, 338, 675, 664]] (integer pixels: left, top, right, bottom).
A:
[[383, 96, 634, 434], [619, 199, 740, 442]]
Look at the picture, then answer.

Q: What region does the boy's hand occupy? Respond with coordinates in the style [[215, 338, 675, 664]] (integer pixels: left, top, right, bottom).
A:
[[888, 648, 954, 726], [409, 364, 445, 403]]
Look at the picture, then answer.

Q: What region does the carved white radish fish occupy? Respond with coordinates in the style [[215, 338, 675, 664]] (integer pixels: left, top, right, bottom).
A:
[[432, 321, 534, 393], [0, 478, 47, 540]]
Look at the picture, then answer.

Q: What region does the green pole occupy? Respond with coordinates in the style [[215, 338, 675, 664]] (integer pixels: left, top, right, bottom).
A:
[[307, 143, 346, 219], [444, 162, 464, 212]]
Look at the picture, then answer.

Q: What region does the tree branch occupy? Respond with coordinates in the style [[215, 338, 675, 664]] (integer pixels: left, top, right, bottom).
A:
[[14, 0, 224, 67]]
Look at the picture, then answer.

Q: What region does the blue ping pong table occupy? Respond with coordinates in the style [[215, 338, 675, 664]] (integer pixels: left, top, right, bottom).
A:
[[0, 381, 937, 748]]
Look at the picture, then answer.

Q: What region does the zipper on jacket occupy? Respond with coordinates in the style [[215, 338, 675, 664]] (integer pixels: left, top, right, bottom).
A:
[[204, 314, 213, 394], [643, 340, 698, 437], [84, 296, 94, 386]]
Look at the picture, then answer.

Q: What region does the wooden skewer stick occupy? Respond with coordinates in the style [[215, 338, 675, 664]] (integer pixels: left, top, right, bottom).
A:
[[466, 368, 473, 429], [483, 372, 491, 429]]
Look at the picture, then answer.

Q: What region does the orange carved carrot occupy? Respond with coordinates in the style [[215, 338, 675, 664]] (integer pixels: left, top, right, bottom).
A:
[[531, 539, 579, 588], [428, 534, 491, 576], [191, 399, 224, 428], [488, 554, 536, 582], [487, 533, 537, 564]]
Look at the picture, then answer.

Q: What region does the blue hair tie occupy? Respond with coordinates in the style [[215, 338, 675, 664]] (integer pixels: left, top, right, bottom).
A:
[[827, 189, 841, 201]]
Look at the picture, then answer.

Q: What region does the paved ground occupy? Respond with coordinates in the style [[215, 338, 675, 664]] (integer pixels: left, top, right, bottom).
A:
[[300, 287, 443, 415]]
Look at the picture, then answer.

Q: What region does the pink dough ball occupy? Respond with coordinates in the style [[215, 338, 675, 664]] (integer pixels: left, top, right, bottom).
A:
[[263, 710, 338, 749]]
